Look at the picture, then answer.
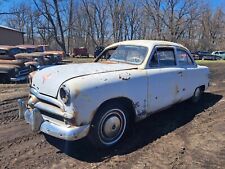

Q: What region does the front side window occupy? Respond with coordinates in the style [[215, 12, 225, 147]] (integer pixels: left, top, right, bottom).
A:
[[150, 48, 176, 67], [177, 49, 194, 66]]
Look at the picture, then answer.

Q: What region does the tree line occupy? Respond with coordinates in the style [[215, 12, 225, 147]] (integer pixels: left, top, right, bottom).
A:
[[2, 0, 225, 54]]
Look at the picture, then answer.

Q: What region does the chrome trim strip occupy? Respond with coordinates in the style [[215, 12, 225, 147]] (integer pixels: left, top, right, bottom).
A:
[[30, 88, 64, 110], [34, 102, 74, 119], [34, 102, 65, 117]]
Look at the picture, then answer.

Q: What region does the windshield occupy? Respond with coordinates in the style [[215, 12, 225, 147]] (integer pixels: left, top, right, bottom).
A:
[[0, 49, 7, 55], [9, 48, 21, 55], [107, 45, 148, 65], [26, 48, 36, 53]]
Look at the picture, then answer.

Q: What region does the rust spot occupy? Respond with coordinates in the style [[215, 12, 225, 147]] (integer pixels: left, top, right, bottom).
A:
[[75, 88, 80, 97], [176, 85, 179, 94], [42, 73, 52, 84], [119, 72, 131, 80], [134, 102, 140, 108], [100, 61, 117, 64]]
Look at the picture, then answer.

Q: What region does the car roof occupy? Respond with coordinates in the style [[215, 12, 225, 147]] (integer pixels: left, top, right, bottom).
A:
[[0, 45, 17, 50], [16, 44, 37, 49], [106, 40, 186, 50], [214, 51, 225, 52]]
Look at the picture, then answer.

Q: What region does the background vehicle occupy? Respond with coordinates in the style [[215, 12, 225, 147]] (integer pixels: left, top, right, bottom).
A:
[[73, 47, 89, 57], [0, 45, 30, 83], [212, 51, 225, 60], [15, 51, 63, 71], [94, 46, 105, 58], [192, 51, 221, 60]]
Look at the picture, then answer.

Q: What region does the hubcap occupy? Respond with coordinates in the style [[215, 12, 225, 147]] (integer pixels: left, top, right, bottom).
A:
[[195, 88, 201, 98], [99, 109, 126, 145], [193, 88, 201, 102], [103, 116, 121, 138]]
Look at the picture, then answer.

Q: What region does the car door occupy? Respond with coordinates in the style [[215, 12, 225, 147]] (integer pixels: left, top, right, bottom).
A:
[[176, 48, 198, 100], [146, 46, 184, 113]]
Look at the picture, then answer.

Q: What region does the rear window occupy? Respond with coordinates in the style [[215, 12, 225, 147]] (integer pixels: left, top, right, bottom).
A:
[[177, 49, 194, 66]]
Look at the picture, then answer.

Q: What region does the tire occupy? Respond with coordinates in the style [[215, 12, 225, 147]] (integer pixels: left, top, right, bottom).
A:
[[88, 102, 130, 148], [0, 74, 10, 84], [191, 87, 203, 103]]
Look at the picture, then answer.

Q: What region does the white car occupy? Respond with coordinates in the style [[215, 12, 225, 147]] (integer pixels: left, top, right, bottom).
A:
[[18, 40, 209, 148]]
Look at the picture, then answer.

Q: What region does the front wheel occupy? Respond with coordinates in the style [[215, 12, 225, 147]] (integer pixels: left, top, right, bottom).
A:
[[88, 102, 129, 148]]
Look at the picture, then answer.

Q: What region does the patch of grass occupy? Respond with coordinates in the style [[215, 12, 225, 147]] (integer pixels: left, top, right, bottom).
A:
[[196, 60, 225, 65]]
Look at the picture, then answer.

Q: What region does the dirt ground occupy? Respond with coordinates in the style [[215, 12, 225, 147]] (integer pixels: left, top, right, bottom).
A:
[[0, 61, 225, 169]]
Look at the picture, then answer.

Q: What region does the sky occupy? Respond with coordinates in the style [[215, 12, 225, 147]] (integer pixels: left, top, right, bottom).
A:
[[0, 0, 224, 13]]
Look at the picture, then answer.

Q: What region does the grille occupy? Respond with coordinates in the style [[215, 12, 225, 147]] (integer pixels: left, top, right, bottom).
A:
[[16, 67, 30, 77], [40, 110, 64, 122]]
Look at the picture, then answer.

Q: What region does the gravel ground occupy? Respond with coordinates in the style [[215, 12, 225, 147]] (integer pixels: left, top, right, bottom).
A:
[[0, 61, 225, 169]]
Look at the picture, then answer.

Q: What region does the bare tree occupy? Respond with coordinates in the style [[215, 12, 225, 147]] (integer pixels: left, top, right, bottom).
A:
[[33, 0, 67, 53]]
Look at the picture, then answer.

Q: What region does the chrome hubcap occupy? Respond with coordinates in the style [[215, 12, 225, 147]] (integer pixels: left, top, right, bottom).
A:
[[195, 88, 201, 98], [193, 88, 201, 102], [99, 109, 126, 145], [103, 116, 121, 138]]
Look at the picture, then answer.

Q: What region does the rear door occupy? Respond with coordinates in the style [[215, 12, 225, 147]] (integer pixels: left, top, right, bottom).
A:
[[146, 47, 184, 113], [176, 48, 198, 100]]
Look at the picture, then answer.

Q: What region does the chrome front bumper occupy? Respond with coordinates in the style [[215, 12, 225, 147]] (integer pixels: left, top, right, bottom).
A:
[[18, 99, 90, 141]]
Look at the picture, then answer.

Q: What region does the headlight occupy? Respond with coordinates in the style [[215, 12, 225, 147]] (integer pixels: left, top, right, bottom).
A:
[[59, 86, 70, 105], [14, 67, 19, 74], [14, 67, 20, 77]]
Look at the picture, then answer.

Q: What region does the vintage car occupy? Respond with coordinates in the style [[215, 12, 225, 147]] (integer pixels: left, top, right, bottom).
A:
[[212, 51, 225, 60], [16, 44, 44, 53], [94, 46, 105, 58], [192, 51, 221, 60], [15, 51, 64, 71], [73, 47, 89, 57], [18, 40, 209, 148], [0, 45, 30, 83]]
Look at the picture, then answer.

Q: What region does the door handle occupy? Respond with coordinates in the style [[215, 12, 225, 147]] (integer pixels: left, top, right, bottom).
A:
[[178, 71, 183, 74]]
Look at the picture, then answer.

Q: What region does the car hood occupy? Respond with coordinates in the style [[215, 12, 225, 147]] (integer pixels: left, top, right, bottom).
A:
[[32, 62, 137, 97]]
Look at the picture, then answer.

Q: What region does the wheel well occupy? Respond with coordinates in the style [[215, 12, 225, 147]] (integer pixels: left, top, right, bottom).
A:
[[95, 97, 136, 122], [199, 85, 205, 91]]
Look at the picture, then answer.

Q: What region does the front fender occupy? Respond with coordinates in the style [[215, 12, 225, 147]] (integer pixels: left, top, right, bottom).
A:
[[65, 69, 148, 125]]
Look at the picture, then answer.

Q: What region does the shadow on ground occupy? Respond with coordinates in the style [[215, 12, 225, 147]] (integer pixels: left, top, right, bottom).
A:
[[45, 92, 222, 163]]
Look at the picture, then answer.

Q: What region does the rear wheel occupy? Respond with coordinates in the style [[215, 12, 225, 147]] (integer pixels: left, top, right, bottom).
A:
[[0, 74, 10, 84], [88, 102, 130, 148], [191, 87, 203, 103]]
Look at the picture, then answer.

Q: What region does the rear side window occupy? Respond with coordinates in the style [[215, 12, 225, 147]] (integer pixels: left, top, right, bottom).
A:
[[177, 49, 194, 66], [150, 48, 176, 67]]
